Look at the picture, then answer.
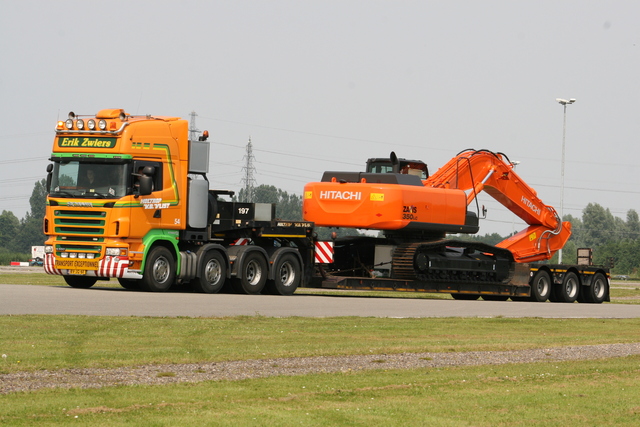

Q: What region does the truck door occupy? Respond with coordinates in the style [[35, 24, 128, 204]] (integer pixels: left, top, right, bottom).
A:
[[134, 160, 181, 231]]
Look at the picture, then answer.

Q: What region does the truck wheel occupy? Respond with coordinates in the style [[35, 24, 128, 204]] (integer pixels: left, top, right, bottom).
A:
[[234, 251, 267, 294], [193, 250, 226, 294], [64, 276, 97, 288], [555, 271, 579, 303], [118, 278, 141, 290], [582, 272, 607, 304], [265, 253, 301, 295], [141, 246, 175, 292], [529, 270, 552, 302]]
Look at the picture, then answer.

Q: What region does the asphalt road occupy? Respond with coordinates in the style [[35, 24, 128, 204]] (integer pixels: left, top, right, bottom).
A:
[[1, 284, 639, 318]]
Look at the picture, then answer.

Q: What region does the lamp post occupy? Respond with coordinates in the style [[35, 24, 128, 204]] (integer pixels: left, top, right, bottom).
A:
[[556, 98, 576, 263]]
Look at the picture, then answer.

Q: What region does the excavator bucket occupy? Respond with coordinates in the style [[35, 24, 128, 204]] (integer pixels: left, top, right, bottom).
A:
[[496, 221, 572, 262]]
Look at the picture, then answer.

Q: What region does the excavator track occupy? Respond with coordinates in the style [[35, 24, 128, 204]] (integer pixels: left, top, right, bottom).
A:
[[392, 240, 515, 286]]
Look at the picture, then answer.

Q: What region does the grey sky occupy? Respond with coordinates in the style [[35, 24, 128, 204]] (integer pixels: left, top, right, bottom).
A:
[[1, 1, 638, 236]]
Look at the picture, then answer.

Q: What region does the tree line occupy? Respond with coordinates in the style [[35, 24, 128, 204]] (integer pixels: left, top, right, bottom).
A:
[[0, 179, 47, 264], [2, 181, 640, 276]]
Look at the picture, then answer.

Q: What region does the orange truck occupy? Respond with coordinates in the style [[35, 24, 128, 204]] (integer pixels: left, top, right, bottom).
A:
[[43, 109, 608, 303], [44, 109, 314, 294]]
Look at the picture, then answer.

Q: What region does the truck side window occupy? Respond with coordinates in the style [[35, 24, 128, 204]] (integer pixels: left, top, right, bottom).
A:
[[132, 161, 163, 194]]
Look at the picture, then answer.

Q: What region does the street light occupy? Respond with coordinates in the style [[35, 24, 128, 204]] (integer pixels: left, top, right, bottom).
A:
[[556, 98, 576, 263]]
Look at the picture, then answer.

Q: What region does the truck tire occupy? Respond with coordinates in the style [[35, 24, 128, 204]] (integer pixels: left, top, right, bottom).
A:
[[64, 276, 97, 289], [265, 253, 301, 295], [234, 251, 267, 294], [118, 278, 141, 290], [141, 246, 175, 292], [529, 270, 552, 302], [193, 250, 226, 294], [582, 272, 607, 304], [554, 271, 579, 303]]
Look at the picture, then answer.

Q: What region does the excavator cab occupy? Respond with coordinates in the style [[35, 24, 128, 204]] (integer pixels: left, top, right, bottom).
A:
[[366, 155, 429, 179]]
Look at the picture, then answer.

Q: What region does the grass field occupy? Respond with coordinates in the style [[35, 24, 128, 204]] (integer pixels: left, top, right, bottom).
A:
[[1, 356, 639, 426], [1, 272, 639, 425], [1, 316, 640, 425]]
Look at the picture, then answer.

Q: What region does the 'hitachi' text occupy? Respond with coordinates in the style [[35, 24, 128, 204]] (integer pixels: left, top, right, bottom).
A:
[[521, 195, 542, 215], [319, 191, 362, 200]]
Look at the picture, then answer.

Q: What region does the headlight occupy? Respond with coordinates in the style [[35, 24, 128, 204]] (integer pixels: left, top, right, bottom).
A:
[[76, 119, 85, 130], [60, 252, 69, 258], [78, 253, 86, 259], [86, 253, 95, 259], [44, 245, 54, 254], [69, 252, 78, 258], [98, 119, 107, 130], [65, 119, 74, 130], [106, 247, 122, 256], [87, 119, 96, 130]]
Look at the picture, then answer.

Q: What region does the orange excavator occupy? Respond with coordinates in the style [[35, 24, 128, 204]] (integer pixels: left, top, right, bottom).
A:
[[303, 149, 572, 291]]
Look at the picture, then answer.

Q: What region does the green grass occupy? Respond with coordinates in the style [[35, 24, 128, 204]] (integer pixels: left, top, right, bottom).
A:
[[1, 355, 639, 426], [2, 314, 640, 425], [2, 316, 640, 375]]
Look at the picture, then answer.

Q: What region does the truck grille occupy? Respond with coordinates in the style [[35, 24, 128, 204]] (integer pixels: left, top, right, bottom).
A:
[[52, 209, 108, 257]]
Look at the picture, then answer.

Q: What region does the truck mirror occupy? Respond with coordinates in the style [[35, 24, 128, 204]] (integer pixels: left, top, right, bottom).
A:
[[46, 163, 53, 192], [139, 176, 153, 195]]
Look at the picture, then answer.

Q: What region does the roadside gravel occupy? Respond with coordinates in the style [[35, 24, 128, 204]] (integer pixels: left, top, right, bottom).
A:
[[2, 343, 639, 394]]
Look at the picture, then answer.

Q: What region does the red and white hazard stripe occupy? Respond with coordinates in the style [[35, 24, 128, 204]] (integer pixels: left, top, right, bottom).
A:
[[98, 256, 130, 278], [44, 253, 62, 275], [314, 241, 334, 264], [232, 238, 252, 246]]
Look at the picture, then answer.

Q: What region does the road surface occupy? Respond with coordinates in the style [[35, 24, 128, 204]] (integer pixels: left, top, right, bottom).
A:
[[1, 284, 638, 318]]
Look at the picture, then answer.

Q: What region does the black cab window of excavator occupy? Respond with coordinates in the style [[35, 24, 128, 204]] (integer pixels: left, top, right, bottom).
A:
[[399, 161, 429, 179], [367, 159, 429, 179]]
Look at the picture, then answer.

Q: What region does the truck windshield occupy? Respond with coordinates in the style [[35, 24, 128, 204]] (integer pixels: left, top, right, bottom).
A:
[[50, 160, 130, 199]]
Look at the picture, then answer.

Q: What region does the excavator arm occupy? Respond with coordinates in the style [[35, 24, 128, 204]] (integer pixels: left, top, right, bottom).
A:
[[424, 149, 571, 262]]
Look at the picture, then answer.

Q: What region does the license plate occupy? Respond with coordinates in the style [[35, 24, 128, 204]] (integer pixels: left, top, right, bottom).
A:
[[69, 270, 87, 275], [55, 258, 99, 270]]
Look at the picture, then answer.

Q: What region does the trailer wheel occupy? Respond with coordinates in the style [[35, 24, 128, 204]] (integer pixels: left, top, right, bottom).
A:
[[554, 271, 579, 303], [529, 270, 552, 302], [582, 272, 607, 304], [234, 251, 267, 294], [141, 246, 175, 292], [64, 276, 97, 289], [193, 250, 226, 294], [118, 278, 141, 290], [265, 253, 301, 295]]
